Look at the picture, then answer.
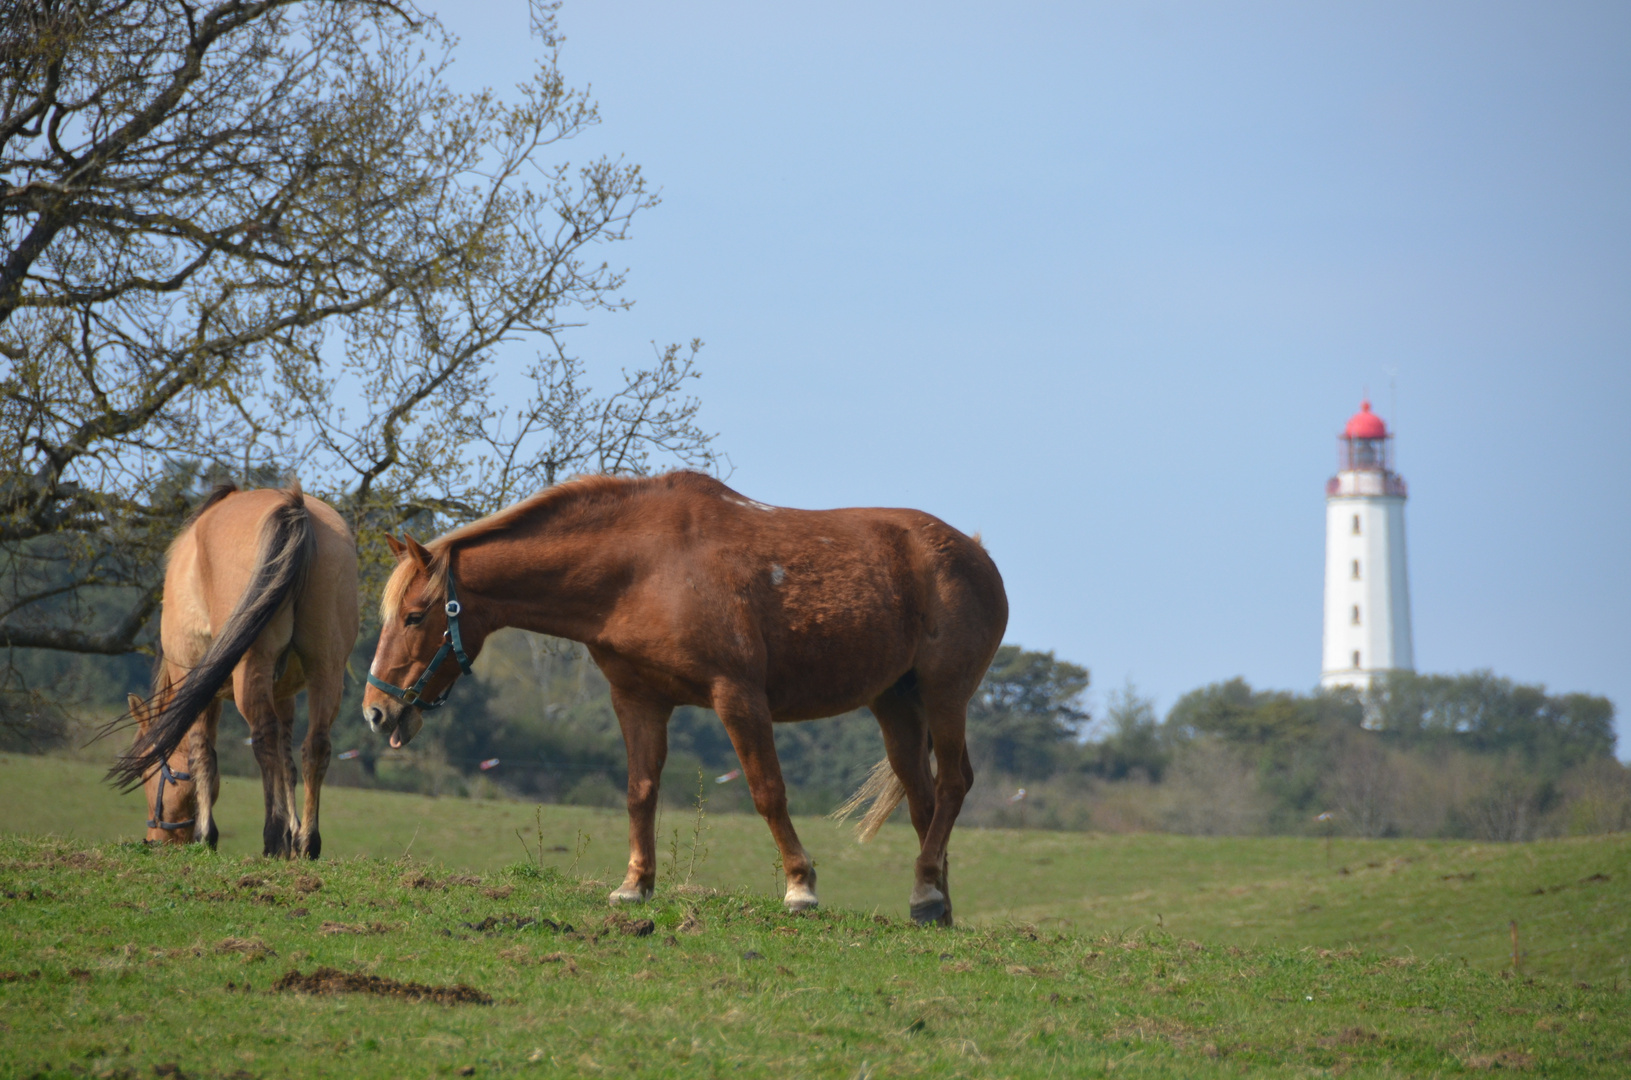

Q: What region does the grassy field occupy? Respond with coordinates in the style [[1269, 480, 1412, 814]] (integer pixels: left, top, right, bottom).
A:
[[4, 752, 1627, 986], [3, 833, 1630, 1079]]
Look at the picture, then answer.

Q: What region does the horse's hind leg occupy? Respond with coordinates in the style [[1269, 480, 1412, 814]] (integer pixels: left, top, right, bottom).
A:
[[297, 665, 342, 860], [234, 658, 296, 857], [188, 702, 223, 850], [908, 690, 975, 927], [870, 682, 937, 845], [607, 684, 670, 904]]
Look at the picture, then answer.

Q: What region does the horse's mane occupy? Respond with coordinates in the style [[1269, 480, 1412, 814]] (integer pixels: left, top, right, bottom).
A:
[[380, 472, 718, 621]]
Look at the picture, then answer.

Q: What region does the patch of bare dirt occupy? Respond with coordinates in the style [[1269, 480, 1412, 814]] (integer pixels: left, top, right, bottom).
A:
[[319, 921, 393, 935], [482, 885, 515, 900], [602, 913, 655, 937], [447, 874, 482, 887], [215, 937, 275, 960], [1463, 1050, 1535, 1070], [294, 874, 322, 894], [399, 873, 443, 890], [1, 887, 51, 901], [272, 966, 491, 1005], [462, 914, 538, 933], [499, 948, 579, 973]]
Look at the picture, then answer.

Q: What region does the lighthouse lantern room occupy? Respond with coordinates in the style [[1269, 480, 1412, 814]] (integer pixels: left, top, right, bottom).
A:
[[1321, 400, 1414, 693]]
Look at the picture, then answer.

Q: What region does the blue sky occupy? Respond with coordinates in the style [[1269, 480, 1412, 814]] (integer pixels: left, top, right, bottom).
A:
[[439, 2, 1631, 750]]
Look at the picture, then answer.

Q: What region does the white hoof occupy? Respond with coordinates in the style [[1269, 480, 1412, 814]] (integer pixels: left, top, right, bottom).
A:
[[783, 882, 819, 912], [608, 884, 653, 905]]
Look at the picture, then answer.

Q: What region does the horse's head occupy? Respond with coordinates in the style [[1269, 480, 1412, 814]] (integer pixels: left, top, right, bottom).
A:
[[130, 692, 198, 845], [362, 534, 480, 748]]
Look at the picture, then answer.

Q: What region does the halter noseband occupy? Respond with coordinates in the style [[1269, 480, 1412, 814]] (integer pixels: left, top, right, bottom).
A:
[[366, 575, 473, 711], [147, 760, 195, 832]]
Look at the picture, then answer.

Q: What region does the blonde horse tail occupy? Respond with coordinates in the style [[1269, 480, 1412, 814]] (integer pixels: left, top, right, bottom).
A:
[[828, 757, 906, 843], [108, 485, 315, 792]]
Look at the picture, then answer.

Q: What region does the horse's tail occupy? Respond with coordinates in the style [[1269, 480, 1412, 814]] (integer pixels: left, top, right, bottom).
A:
[[108, 485, 315, 792], [828, 757, 906, 843]]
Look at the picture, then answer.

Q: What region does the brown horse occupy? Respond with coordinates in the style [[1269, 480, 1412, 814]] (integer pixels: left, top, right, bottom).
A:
[[362, 472, 1007, 924], [111, 483, 360, 858]]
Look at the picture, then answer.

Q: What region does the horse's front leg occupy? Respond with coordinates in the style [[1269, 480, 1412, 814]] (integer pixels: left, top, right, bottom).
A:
[[713, 682, 817, 913], [608, 686, 672, 904], [189, 702, 223, 850]]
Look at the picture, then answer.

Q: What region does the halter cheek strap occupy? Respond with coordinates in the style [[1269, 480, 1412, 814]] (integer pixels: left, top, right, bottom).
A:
[[147, 760, 195, 831], [367, 576, 474, 711]]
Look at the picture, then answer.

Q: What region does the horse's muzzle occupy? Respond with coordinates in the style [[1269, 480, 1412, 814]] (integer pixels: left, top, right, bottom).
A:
[[363, 701, 423, 748]]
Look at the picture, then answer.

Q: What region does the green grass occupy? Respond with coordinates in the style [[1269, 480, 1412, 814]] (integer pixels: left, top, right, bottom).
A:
[[3, 835, 1630, 1079], [4, 752, 1627, 985]]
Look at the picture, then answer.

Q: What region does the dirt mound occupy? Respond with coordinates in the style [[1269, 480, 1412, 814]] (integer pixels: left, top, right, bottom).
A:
[[603, 912, 655, 937], [272, 966, 491, 1005], [319, 920, 394, 935], [461, 914, 537, 933]]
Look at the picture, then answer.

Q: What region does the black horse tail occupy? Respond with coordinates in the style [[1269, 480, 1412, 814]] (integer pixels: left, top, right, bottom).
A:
[[109, 485, 315, 792]]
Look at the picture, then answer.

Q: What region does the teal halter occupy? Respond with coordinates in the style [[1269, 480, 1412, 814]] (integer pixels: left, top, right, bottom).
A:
[[367, 575, 473, 710]]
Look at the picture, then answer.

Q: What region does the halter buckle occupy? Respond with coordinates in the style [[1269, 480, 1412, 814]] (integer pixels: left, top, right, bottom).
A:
[[445, 599, 462, 617]]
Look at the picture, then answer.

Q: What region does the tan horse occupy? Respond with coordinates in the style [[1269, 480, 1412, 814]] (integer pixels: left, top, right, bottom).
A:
[[111, 483, 359, 858], [129, 691, 219, 846], [362, 472, 1007, 924]]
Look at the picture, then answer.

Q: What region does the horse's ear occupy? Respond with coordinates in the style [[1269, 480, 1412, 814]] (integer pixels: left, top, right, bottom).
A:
[[403, 534, 432, 569], [385, 534, 406, 559], [127, 693, 148, 731]]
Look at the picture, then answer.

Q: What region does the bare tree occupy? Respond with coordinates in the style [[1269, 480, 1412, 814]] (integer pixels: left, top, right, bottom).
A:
[[1327, 732, 1402, 838], [1161, 736, 1269, 837], [0, 0, 714, 662]]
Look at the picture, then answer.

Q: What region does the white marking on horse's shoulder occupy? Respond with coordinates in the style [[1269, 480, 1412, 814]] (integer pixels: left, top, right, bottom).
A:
[[770, 564, 786, 585], [726, 496, 776, 512]]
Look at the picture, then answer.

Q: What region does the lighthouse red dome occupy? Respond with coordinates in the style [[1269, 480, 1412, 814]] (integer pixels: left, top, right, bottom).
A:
[[1343, 400, 1388, 439]]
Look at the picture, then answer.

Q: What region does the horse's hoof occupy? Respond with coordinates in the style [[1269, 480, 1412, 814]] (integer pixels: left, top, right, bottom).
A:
[[608, 885, 653, 906], [909, 884, 948, 926], [783, 883, 819, 912]]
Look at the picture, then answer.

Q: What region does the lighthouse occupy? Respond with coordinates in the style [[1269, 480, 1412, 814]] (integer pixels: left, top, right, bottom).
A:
[[1321, 399, 1414, 692]]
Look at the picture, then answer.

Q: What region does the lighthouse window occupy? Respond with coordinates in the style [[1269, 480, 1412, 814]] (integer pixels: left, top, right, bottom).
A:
[[1352, 605, 1361, 625], [1352, 650, 1361, 669], [1351, 559, 1361, 580], [1352, 514, 1361, 535]]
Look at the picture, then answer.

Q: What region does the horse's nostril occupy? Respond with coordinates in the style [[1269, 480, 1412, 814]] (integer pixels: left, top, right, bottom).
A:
[[363, 705, 383, 731]]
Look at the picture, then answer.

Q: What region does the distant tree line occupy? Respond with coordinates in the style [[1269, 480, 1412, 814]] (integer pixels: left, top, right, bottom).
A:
[[6, 629, 1624, 842]]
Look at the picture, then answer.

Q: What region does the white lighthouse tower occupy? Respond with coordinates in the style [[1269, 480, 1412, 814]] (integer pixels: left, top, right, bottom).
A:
[[1321, 399, 1414, 692]]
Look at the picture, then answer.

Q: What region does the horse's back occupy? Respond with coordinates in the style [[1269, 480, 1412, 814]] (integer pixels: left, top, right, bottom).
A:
[[647, 479, 1007, 715], [163, 488, 357, 671]]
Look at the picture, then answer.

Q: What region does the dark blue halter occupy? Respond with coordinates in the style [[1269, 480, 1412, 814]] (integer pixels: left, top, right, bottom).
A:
[[366, 575, 473, 710], [147, 760, 195, 832]]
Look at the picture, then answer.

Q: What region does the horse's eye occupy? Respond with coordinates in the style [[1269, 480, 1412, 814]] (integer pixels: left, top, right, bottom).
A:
[[404, 611, 425, 627]]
